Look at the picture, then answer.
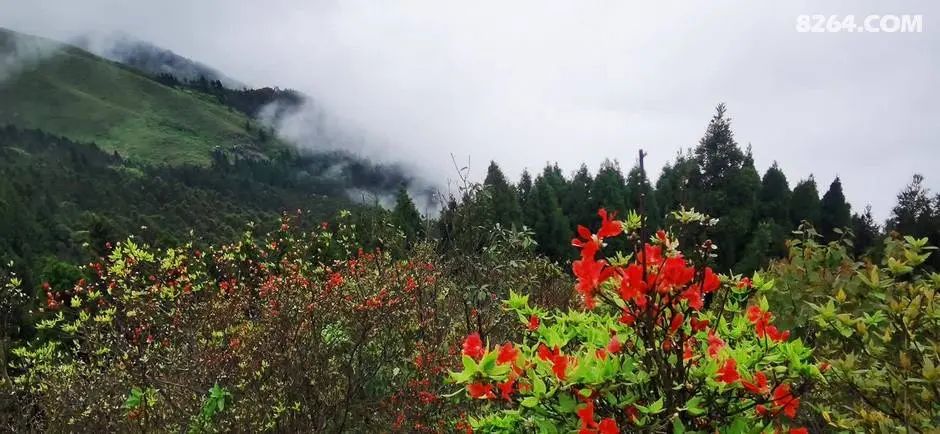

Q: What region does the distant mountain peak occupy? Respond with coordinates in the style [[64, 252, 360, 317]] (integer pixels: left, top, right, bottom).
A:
[[70, 30, 244, 88]]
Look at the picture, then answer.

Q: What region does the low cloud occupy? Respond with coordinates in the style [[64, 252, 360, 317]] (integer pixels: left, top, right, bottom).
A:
[[0, 29, 62, 83]]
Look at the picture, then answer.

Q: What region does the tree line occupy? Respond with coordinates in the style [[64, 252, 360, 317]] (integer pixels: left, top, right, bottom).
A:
[[393, 104, 934, 273]]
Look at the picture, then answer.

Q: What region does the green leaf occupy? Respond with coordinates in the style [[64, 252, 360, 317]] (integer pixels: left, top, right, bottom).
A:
[[672, 417, 686, 434]]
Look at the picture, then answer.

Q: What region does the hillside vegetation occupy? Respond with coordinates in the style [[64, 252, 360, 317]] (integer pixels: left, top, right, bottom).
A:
[[0, 28, 261, 165]]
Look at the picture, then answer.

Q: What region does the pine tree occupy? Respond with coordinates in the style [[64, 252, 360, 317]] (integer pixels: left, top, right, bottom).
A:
[[530, 175, 570, 260], [850, 205, 881, 257], [592, 159, 628, 216], [819, 177, 852, 240], [886, 174, 934, 236], [690, 103, 745, 203], [655, 151, 696, 213], [686, 104, 756, 271], [482, 161, 522, 228], [790, 177, 821, 229], [392, 185, 424, 244], [518, 170, 535, 229], [758, 162, 791, 226], [564, 164, 594, 229], [626, 164, 660, 229]]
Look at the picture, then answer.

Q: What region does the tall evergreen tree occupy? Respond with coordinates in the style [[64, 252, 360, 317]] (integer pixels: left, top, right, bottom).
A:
[[529, 175, 570, 259], [756, 162, 792, 255], [885, 174, 940, 269], [564, 164, 594, 229], [654, 151, 696, 213], [758, 162, 791, 226], [819, 177, 852, 240], [790, 176, 821, 229], [886, 174, 935, 236], [850, 205, 881, 257], [686, 104, 756, 270], [392, 185, 424, 244], [518, 170, 535, 229], [482, 161, 522, 228], [690, 103, 745, 201], [592, 159, 628, 216], [626, 164, 661, 229]]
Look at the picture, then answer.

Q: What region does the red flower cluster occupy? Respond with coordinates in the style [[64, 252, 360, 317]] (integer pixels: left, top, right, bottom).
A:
[[571, 209, 719, 316], [576, 400, 619, 434], [747, 305, 790, 342]]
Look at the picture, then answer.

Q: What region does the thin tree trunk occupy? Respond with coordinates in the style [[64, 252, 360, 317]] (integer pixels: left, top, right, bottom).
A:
[[0, 336, 10, 390]]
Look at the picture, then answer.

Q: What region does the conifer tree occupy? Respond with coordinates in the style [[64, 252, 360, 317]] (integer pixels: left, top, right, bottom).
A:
[[591, 159, 628, 216], [790, 177, 821, 228], [687, 104, 756, 270], [886, 174, 935, 236], [564, 164, 594, 232], [757, 162, 792, 255], [851, 205, 881, 256], [758, 162, 791, 226], [392, 185, 424, 244], [482, 161, 522, 228], [529, 175, 571, 260], [654, 152, 697, 213], [819, 177, 852, 240], [626, 164, 660, 229]]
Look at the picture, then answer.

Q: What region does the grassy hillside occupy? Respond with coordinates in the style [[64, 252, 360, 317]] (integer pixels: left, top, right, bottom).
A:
[[0, 28, 261, 165]]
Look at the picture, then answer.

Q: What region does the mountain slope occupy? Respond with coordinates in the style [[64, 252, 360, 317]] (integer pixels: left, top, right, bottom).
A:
[[0, 28, 263, 165]]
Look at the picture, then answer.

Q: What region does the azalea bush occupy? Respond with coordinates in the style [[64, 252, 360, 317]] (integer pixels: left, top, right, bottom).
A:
[[768, 229, 940, 431], [448, 209, 822, 433], [10, 211, 460, 432]]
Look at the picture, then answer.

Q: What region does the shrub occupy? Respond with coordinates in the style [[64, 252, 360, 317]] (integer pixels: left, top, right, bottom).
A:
[[447, 209, 821, 433], [768, 229, 940, 431], [10, 211, 457, 432]]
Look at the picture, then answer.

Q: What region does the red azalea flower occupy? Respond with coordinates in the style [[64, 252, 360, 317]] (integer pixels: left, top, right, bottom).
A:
[[527, 315, 540, 331], [551, 354, 569, 381], [679, 286, 704, 311], [683, 338, 695, 361], [617, 264, 647, 302], [717, 358, 740, 384], [755, 404, 769, 417], [577, 401, 597, 432], [789, 428, 808, 434], [637, 244, 663, 267], [497, 343, 519, 365], [773, 384, 800, 418], [595, 348, 608, 360], [690, 317, 709, 332], [573, 255, 613, 309], [765, 325, 790, 342], [619, 308, 636, 325], [537, 344, 560, 361], [497, 378, 515, 401], [462, 333, 485, 360], [598, 418, 619, 434], [669, 312, 684, 335], [607, 336, 622, 354], [467, 382, 494, 399], [737, 277, 752, 289], [701, 267, 720, 293], [659, 257, 695, 291], [597, 208, 623, 238], [742, 371, 769, 394], [707, 330, 726, 358]]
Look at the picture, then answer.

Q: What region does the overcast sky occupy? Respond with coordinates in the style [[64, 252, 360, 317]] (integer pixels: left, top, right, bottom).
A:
[[3, 0, 938, 219]]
